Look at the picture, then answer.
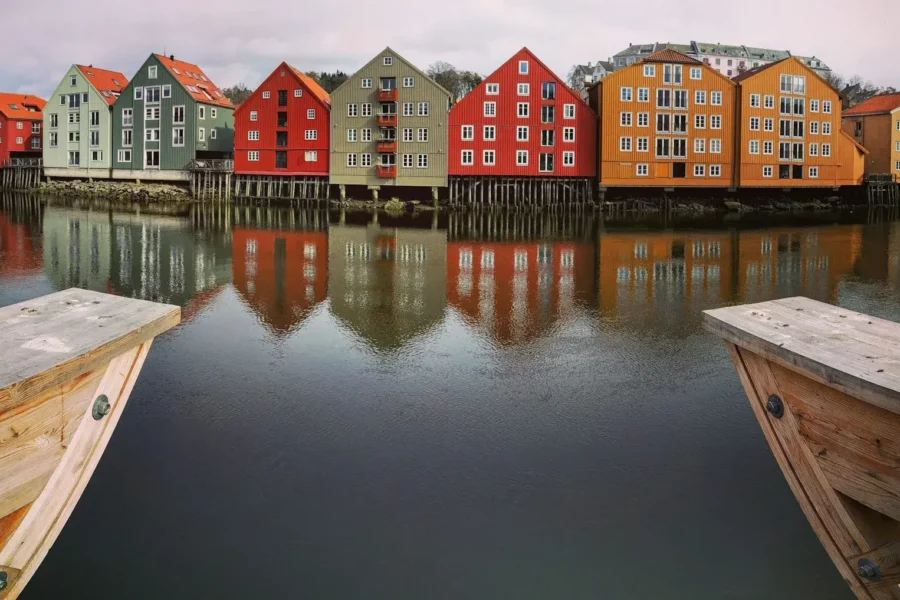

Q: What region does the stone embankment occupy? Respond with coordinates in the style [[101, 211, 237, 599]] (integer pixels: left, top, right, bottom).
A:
[[39, 180, 189, 202]]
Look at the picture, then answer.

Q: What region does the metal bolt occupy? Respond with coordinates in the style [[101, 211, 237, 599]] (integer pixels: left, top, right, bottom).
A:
[[0, 571, 7, 591], [766, 395, 784, 419], [857, 559, 882, 582], [92, 395, 111, 421]]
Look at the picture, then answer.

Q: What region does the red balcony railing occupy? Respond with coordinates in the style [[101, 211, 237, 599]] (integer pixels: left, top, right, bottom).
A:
[[376, 165, 397, 178], [378, 88, 398, 102], [377, 140, 397, 153], [377, 114, 398, 127]]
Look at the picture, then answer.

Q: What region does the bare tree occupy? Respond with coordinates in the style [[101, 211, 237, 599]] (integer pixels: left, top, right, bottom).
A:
[[823, 71, 845, 91], [566, 65, 581, 89], [427, 61, 460, 98], [221, 83, 253, 107]]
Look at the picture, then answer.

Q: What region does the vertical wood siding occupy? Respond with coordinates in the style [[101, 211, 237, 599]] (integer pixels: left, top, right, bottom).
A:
[[0, 116, 42, 164], [842, 114, 890, 174], [448, 48, 596, 177], [234, 64, 330, 176]]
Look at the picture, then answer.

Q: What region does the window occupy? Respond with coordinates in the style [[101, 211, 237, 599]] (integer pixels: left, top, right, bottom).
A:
[[248, 130, 260, 141], [305, 129, 317, 140], [403, 128, 413, 142], [563, 151, 575, 167], [461, 125, 474, 140], [620, 136, 632, 151], [172, 127, 185, 146], [250, 111, 258, 121], [764, 141, 774, 155], [59, 94, 66, 105], [517, 83, 530, 96], [417, 102, 429, 116], [417, 128, 428, 142], [690, 67, 702, 80], [162, 84, 171, 99], [663, 64, 683, 85], [486, 83, 499, 95], [711, 92, 722, 105], [764, 95, 775, 109], [656, 113, 671, 133], [198, 105, 206, 120], [764, 118, 774, 132], [809, 143, 818, 156], [50, 114, 58, 128], [749, 140, 760, 154], [694, 164, 706, 177], [539, 152, 554, 172], [145, 107, 160, 120], [541, 130, 555, 146], [541, 106, 555, 123], [643, 65, 656, 77], [656, 89, 671, 108], [144, 128, 159, 142], [780, 74, 792, 93], [361, 78, 373, 89], [763, 166, 774, 178], [295, 89, 303, 98], [793, 76, 806, 95], [519, 60, 529, 74], [793, 98, 805, 116], [484, 102, 496, 117], [674, 90, 688, 109], [810, 121, 819, 135], [198, 127, 205, 142], [694, 114, 706, 129], [360, 153, 372, 167], [638, 113, 649, 127], [809, 167, 819, 178], [15, 136, 22, 145], [793, 120, 805, 138], [172, 106, 184, 124], [68, 112, 80, 124], [346, 153, 357, 167], [117, 149, 131, 163], [70, 75, 77, 87], [347, 103, 358, 117], [710, 165, 721, 177], [710, 139, 722, 154], [483, 125, 496, 141], [541, 82, 556, 100], [148, 65, 158, 79], [305, 151, 317, 162], [403, 102, 414, 116], [621, 87, 633, 102], [750, 94, 761, 108], [636, 137, 648, 152], [483, 150, 496, 165], [134, 87, 143, 101], [122, 129, 132, 147], [655, 137, 670, 158], [822, 143, 831, 157], [347, 128, 358, 142], [750, 117, 760, 131], [361, 128, 372, 142], [621, 112, 632, 126], [695, 138, 706, 153], [779, 142, 791, 160], [564, 104, 575, 119], [636, 164, 649, 176], [672, 139, 687, 158], [402, 154, 414, 168], [517, 102, 529, 118], [417, 154, 428, 168], [810, 99, 820, 112], [516, 126, 529, 141], [695, 90, 706, 105], [779, 119, 791, 137], [638, 88, 650, 103], [563, 126, 575, 142], [211, 108, 217, 119], [68, 151, 80, 166], [779, 97, 792, 115], [461, 150, 474, 165], [49, 132, 58, 147], [822, 122, 831, 135], [516, 150, 528, 165], [87, 130, 99, 147], [710, 115, 722, 129]]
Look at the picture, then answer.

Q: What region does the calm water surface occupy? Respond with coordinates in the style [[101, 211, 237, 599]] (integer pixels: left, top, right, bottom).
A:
[[2, 195, 900, 600]]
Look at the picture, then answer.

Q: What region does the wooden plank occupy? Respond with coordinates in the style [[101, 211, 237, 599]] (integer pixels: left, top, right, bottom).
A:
[[0, 342, 150, 599], [851, 541, 900, 592], [704, 297, 900, 415], [0, 289, 179, 414]]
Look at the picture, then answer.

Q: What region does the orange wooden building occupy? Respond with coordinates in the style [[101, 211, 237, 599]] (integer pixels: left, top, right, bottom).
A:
[[589, 49, 737, 188], [733, 57, 867, 187], [841, 93, 900, 177]]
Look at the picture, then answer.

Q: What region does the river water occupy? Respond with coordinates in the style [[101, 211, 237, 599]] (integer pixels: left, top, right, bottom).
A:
[[2, 195, 899, 600]]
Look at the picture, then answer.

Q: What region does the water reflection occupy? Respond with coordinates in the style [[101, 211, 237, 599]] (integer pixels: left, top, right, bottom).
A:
[[3, 194, 900, 345]]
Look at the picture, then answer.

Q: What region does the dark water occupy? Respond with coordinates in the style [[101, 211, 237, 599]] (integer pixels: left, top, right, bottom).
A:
[[2, 195, 899, 600]]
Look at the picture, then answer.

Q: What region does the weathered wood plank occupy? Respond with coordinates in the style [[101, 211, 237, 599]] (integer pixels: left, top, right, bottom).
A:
[[0, 289, 179, 414], [851, 541, 900, 592], [704, 297, 900, 415]]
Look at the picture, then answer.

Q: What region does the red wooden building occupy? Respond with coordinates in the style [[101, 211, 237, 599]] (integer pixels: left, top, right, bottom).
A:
[[234, 62, 331, 196], [0, 93, 46, 164], [448, 48, 596, 203]]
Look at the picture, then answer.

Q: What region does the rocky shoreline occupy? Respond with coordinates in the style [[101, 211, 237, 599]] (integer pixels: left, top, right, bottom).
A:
[[38, 180, 190, 202]]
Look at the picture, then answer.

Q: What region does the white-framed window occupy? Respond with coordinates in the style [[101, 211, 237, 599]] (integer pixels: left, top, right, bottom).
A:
[[809, 167, 819, 178], [347, 103, 359, 117], [250, 111, 258, 121], [120, 108, 133, 127], [417, 154, 428, 168], [247, 152, 260, 163], [484, 101, 496, 117], [710, 165, 721, 177], [49, 114, 58, 129], [540, 129, 555, 146], [620, 136, 632, 151], [562, 151, 575, 167], [694, 114, 706, 129], [403, 128, 413, 142], [763, 166, 774, 178], [211, 108, 217, 119], [764, 95, 775, 109], [362, 78, 373, 88], [122, 129, 132, 147], [621, 112, 632, 126], [750, 117, 760, 131], [145, 106, 160, 120], [148, 65, 157, 79], [117, 149, 131, 163], [144, 128, 159, 142], [517, 102, 529, 118], [694, 138, 706, 153], [68, 151, 80, 166], [361, 128, 372, 142], [621, 87, 633, 102], [638, 88, 650, 103], [517, 83, 530, 96], [304, 108, 315, 120], [483, 125, 496, 141], [517, 126, 529, 141], [360, 153, 372, 167], [306, 129, 317, 140], [305, 151, 317, 162], [643, 65, 656, 77], [15, 136, 23, 145], [461, 125, 474, 140], [749, 140, 760, 154], [347, 128, 358, 142], [750, 94, 761, 108], [711, 91, 723, 105], [822, 143, 831, 157], [198, 127, 205, 142], [636, 163, 649, 176], [483, 149, 496, 166], [172, 127, 185, 146], [461, 150, 474, 165], [809, 143, 819, 156], [516, 150, 528, 166], [49, 132, 58, 147], [295, 89, 303, 97], [67, 130, 80, 142], [199, 105, 206, 120], [810, 121, 819, 135], [70, 74, 77, 86], [823, 101, 832, 114], [486, 83, 499, 95], [262, 91, 271, 99], [564, 104, 575, 119], [539, 152, 554, 172], [779, 142, 791, 160], [694, 164, 706, 177], [403, 102, 414, 116], [417, 128, 428, 142], [518, 60, 529, 74], [418, 102, 429, 116], [822, 121, 832, 135], [710, 139, 722, 154], [637, 112, 649, 127], [637, 137, 649, 152], [764, 118, 774, 132], [401, 154, 413, 168], [563, 126, 575, 142], [690, 67, 702, 80], [896, 160, 900, 171], [710, 115, 722, 129], [248, 130, 260, 141], [656, 89, 671, 108], [134, 87, 143, 100], [695, 90, 706, 105], [347, 153, 358, 167], [764, 141, 774, 155], [780, 74, 792, 93], [810, 99, 820, 112]]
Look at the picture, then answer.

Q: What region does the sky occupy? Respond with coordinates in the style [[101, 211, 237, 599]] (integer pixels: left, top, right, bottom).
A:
[[3, 0, 898, 98]]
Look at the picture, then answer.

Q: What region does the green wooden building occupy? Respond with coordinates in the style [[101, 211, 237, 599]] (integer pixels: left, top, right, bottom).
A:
[[43, 65, 128, 179], [330, 47, 452, 196], [111, 54, 234, 181]]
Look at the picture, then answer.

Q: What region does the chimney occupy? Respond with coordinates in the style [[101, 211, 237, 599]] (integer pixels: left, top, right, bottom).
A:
[[170, 55, 175, 61]]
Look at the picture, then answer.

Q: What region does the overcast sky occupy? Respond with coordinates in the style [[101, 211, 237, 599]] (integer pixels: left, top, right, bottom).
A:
[[3, 0, 898, 98]]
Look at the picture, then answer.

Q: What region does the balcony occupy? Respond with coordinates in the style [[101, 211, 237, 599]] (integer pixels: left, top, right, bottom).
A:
[[377, 140, 397, 153], [378, 88, 398, 102], [376, 165, 397, 178], [377, 114, 398, 127]]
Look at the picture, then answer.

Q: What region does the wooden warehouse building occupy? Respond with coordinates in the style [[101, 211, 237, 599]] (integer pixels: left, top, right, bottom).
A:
[[448, 48, 597, 205], [0, 94, 46, 164], [234, 62, 332, 199], [841, 92, 900, 178]]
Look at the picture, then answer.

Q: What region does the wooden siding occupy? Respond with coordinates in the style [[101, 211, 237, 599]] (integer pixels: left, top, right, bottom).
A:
[[737, 58, 855, 187], [448, 48, 596, 177], [0, 115, 42, 164], [595, 59, 737, 187], [330, 48, 451, 188], [234, 64, 330, 176], [894, 113, 900, 175], [841, 114, 891, 174]]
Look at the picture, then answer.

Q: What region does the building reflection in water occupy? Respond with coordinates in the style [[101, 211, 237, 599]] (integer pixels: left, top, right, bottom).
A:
[[0, 200, 43, 280]]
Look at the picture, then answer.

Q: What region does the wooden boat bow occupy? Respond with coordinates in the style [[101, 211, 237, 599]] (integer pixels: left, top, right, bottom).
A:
[[705, 297, 900, 599], [0, 289, 179, 598]]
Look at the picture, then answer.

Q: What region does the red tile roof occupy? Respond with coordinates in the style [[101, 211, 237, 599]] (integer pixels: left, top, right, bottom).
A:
[[0, 93, 46, 120], [75, 65, 128, 105], [641, 49, 701, 64], [843, 93, 900, 117], [155, 54, 234, 109], [286, 64, 331, 108]]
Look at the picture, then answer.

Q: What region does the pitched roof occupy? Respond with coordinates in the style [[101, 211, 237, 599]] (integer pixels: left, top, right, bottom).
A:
[[155, 54, 234, 109], [843, 93, 900, 116], [731, 58, 789, 83], [333, 47, 452, 99], [642, 49, 701, 64], [75, 65, 128, 105], [597, 61, 614, 72], [0, 93, 46, 120], [839, 129, 870, 155], [285, 64, 331, 107]]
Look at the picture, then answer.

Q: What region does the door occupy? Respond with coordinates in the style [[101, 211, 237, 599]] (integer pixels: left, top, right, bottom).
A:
[[276, 151, 287, 169], [145, 150, 160, 169], [779, 165, 791, 179], [792, 165, 803, 180], [276, 131, 288, 147], [673, 163, 686, 178]]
